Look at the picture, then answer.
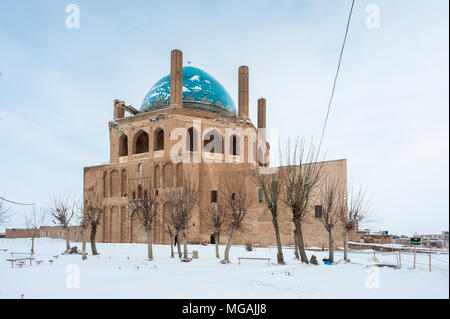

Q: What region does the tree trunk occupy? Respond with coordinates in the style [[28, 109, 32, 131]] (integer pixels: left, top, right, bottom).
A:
[[146, 229, 153, 260], [65, 227, 70, 252], [169, 233, 174, 258], [329, 226, 335, 263], [272, 218, 285, 264], [343, 229, 349, 261], [176, 231, 182, 258], [215, 232, 220, 259], [182, 228, 188, 259], [294, 219, 309, 263], [90, 225, 98, 255], [81, 227, 87, 260], [223, 226, 236, 263], [293, 229, 300, 259], [31, 237, 35, 254]]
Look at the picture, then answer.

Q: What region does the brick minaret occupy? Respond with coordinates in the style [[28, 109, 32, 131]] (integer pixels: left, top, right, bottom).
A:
[[113, 99, 125, 119], [170, 49, 183, 107], [238, 65, 249, 117], [257, 98, 266, 129]]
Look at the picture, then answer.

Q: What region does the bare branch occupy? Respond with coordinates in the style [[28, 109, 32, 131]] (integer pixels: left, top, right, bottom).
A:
[[0, 199, 13, 227], [320, 177, 341, 231]]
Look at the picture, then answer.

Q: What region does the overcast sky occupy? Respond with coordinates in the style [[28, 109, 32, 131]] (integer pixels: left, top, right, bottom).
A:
[[0, 0, 448, 235]]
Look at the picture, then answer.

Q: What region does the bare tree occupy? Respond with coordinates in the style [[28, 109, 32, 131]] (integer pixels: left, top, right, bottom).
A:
[[206, 196, 229, 259], [221, 176, 255, 264], [165, 223, 175, 258], [24, 207, 45, 254], [127, 178, 160, 260], [84, 187, 105, 255], [293, 229, 300, 259], [319, 178, 341, 263], [73, 200, 89, 260], [337, 185, 371, 261], [165, 202, 183, 258], [50, 195, 75, 252], [256, 168, 285, 265], [165, 175, 199, 260], [0, 199, 13, 227], [281, 138, 324, 264]]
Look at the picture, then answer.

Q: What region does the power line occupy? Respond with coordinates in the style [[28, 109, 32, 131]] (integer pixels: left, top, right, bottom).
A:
[[318, 0, 356, 154], [0, 196, 34, 206]]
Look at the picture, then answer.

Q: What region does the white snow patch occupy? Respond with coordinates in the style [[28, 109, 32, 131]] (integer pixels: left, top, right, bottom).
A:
[[0, 238, 447, 299]]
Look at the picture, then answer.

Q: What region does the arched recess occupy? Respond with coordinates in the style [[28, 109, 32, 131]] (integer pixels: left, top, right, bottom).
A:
[[103, 171, 108, 198], [176, 163, 183, 187], [110, 170, 120, 197], [131, 210, 146, 243], [163, 163, 174, 187], [204, 128, 223, 154], [119, 134, 128, 157], [137, 184, 143, 199], [229, 134, 240, 156], [103, 207, 109, 242], [154, 165, 161, 188], [186, 127, 199, 152], [133, 130, 149, 154], [120, 206, 127, 243], [121, 169, 127, 197], [244, 136, 257, 164], [154, 128, 164, 151], [110, 206, 120, 243], [162, 202, 172, 244]]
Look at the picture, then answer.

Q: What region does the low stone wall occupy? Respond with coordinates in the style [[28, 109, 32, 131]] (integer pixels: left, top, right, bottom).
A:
[[5, 226, 83, 242]]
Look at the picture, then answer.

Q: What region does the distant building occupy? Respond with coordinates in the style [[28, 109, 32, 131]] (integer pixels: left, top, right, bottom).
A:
[[420, 231, 449, 248], [357, 230, 392, 244]]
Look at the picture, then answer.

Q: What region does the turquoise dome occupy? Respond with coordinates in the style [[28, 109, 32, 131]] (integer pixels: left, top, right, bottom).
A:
[[140, 66, 236, 116]]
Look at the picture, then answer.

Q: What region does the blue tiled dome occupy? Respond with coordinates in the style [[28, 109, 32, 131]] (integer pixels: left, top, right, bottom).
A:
[[140, 66, 236, 116]]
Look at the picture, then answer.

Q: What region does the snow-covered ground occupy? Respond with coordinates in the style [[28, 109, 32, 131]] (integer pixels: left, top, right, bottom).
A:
[[0, 238, 448, 299]]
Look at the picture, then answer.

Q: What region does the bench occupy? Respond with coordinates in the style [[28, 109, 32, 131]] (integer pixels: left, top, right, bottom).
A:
[[6, 257, 35, 268], [238, 257, 271, 267]]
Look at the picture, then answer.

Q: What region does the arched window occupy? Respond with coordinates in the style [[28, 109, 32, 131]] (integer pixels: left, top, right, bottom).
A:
[[230, 135, 239, 156], [103, 171, 108, 197], [154, 128, 164, 151], [110, 170, 120, 197], [176, 163, 183, 187], [154, 165, 160, 188], [121, 169, 127, 197], [163, 163, 174, 187], [187, 127, 199, 152], [204, 129, 223, 154], [134, 130, 149, 154], [119, 134, 128, 157], [137, 185, 143, 199]]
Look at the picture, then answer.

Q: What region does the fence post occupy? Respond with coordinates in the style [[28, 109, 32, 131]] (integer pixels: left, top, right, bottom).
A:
[[413, 246, 416, 269], [399, 250, 402, 268], [429, 254, 431, 272]]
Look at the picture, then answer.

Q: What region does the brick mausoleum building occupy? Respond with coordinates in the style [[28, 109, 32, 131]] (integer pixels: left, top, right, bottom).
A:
[[80, 49, 355, 248]]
